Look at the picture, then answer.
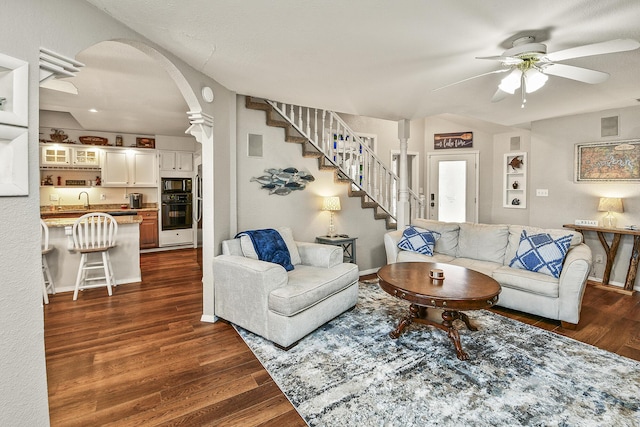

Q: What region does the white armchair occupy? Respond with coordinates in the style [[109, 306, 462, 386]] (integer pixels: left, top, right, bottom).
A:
[[213, 228, 359, 349]]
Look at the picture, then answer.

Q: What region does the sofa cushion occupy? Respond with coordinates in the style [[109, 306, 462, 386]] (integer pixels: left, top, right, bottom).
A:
[[397, 251, 455, 263], [509, 230, 572, 278], [457, 223, 509, 264], [449, 257, 503, 278], [493, 266, 559, 298], [505, 225, 582, 266], [268, 263, 359, 316], [411, 219, 460, 256], [397, 225, 441, 256]]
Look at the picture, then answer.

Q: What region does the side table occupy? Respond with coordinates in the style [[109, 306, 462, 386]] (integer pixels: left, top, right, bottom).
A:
[[316, 235, 357, 264]]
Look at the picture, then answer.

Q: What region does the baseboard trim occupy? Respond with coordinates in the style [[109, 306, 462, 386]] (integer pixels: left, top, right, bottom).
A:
[[200, 314, 218, 323], [359, 267, 380, 276]]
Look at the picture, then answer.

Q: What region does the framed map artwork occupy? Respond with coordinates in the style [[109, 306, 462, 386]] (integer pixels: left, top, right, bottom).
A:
[[574, 140, 640, 182]]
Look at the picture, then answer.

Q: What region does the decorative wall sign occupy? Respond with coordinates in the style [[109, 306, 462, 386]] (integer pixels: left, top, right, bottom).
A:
[[250, 167, 315, 196], [136, 137, 155, 148], [434, 132, 473, 149], [575, 140, 640, 182]]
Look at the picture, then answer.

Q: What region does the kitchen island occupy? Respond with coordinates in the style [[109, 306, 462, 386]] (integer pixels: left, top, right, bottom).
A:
[[42, 214, 143, 295]]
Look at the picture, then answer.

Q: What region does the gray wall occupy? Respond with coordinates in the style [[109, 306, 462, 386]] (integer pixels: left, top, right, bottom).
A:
[[0, 1, 234, 424], [235, 97, 390, 272], [527, 106, 640, 286]]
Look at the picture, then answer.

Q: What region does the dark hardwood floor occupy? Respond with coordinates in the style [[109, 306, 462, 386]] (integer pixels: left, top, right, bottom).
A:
[[44, 250, 640, 425]]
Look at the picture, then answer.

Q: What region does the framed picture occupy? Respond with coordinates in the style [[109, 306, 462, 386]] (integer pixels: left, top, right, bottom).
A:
[[136, 137, 155, 148], [0, 124, 28, 196], [434, 132, 473, 149], [575, 140, 640, 182]]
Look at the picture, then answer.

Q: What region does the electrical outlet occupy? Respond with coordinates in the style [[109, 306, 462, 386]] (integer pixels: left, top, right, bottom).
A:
[[536, 189, 548, 197], [49, 194, 59, 201], [595, 254, 604, 264], [100, 194, 106, 200]]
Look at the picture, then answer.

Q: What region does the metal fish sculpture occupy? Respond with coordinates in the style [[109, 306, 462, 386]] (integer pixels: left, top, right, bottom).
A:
[[270, 187, 292, 196], [250, 175, 274, 185], [252, 167, 313, 195], [509, 156, 523, 171]]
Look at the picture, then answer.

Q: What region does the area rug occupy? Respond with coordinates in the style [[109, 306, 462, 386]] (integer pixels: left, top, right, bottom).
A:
[[235, 283, 640, 426]]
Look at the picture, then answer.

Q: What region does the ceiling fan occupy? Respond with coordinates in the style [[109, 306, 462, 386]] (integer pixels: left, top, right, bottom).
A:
[[436, 36, 640, 107]]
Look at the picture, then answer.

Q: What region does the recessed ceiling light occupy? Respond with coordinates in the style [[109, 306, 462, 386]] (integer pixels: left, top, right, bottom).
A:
[[89, 108, 98, 113]]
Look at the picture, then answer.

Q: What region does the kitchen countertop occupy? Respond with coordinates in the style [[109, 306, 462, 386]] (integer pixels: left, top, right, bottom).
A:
[[43, 215, 143, 227], [41, 204, 158, 217]]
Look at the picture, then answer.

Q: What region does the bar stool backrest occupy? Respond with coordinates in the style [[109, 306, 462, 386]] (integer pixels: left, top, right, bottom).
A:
[[72, 213, 118, 250]]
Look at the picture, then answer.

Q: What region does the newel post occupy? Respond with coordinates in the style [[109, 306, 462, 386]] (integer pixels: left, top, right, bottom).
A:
[[397, 119, 410, 229]]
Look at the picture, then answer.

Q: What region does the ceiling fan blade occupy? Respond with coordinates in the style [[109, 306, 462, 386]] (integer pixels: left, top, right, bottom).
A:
[[543, 63, 609, 84], [433, 68, 510, 91], [491, 88, 509, 103], [545, 39, 640, 62], [476, 55, 523, 65]]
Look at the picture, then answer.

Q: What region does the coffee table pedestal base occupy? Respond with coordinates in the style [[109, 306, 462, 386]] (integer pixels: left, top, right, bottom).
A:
[[389, 304, 477, 361]]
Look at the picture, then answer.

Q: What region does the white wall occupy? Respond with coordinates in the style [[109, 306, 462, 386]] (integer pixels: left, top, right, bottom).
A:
[[236, 96, 389, 271], [0, 1, 234, 424]]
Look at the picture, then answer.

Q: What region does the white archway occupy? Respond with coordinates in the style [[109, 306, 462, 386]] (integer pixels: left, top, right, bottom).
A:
[[40, 40, 217, 321]]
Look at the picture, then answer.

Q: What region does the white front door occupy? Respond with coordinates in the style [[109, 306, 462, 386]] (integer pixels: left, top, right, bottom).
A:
[[427, 152, 478, 222]]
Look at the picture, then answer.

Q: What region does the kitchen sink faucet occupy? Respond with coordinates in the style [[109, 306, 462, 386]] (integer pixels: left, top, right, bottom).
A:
[[79, 191, 90, 209]]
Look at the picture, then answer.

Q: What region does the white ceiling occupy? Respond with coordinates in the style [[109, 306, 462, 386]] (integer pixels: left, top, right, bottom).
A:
[[49, 0, 640, 135]]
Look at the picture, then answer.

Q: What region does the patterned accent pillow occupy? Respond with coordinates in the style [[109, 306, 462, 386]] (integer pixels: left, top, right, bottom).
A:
[[509, 230, 573, 278], [397, 226, 441, 256]]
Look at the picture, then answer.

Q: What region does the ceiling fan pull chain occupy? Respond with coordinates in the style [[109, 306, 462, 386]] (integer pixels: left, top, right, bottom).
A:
[[520, 74, 527, 108]]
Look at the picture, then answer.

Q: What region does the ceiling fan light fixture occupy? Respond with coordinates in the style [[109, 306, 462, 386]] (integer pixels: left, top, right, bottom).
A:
[[498, 69, 522, 94], [524, 68, 548, 93]]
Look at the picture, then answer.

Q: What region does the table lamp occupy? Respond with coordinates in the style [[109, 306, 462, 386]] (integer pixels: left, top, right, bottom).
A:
[[322, 196, 341, 237], [598, 197, 623, 228]]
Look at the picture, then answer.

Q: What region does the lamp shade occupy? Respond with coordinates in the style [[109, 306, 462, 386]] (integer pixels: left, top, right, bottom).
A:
[[597, 197, 624, 213], [322, 196, 341, 211]]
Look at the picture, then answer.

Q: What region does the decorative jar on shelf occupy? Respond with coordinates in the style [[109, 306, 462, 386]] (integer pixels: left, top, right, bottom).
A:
[[512, 181, 519, 189]]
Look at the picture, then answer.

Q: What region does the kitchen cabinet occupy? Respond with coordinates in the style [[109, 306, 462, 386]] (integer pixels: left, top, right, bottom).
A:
[[40, 145, 101, 168], [41, 145, 71, 166], [139, 210, 159, 249], [101, 148, 158, 187], [159, 150, 193, 172]]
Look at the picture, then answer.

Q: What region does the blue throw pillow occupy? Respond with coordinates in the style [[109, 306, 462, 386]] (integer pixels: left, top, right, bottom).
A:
[[397, 226, 441, 256], [509, 230, 572, 278]]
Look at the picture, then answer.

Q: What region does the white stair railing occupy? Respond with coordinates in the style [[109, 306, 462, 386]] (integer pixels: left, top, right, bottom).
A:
[[267, 99, 424, 223]]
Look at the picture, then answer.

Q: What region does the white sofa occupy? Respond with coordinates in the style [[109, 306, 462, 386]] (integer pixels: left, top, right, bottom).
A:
[[384, 219, 592, 328], [213, 228, 359, 349]]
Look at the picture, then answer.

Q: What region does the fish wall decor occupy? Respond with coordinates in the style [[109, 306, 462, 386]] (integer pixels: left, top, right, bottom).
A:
[[250, 167, 315, 195]]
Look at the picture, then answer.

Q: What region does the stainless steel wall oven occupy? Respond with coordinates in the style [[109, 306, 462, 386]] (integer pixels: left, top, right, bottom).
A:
[[161, 178, 193, 230]]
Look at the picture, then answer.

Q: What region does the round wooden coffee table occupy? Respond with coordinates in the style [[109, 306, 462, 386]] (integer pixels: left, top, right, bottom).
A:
[[377, 262, 501, 360]]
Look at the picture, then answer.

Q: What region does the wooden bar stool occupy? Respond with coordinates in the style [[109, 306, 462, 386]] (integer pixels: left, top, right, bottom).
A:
[[72, 213, 118, 301], [40, 219, 56, 304]]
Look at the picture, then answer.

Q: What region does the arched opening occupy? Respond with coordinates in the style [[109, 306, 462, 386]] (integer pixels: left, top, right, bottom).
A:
[[39, 39, 215, 319]]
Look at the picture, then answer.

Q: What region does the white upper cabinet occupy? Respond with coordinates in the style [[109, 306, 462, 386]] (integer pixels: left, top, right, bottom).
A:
[[159, 150, 193, 172], [41, 145, 71, 166], [101, 148, 157, 187]]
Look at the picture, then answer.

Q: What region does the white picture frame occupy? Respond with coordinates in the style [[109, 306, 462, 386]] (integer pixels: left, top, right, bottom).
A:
[[0, 124, 28, 196], [0, 52, 29, 128]]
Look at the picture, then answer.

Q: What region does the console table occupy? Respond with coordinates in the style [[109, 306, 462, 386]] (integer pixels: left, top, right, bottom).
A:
[[563, 224, 639, 294], [316, 235, 357, 264]]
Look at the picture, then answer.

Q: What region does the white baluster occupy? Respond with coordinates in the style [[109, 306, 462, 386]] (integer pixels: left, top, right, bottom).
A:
[[306, 108, 311, 137], [298, 106, 302, 129], [314, 109, 319, 147]]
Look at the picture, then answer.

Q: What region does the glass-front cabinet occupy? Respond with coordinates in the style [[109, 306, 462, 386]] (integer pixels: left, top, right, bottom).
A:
[[41, 145, 71, 166], [72, 147, 100, 167]]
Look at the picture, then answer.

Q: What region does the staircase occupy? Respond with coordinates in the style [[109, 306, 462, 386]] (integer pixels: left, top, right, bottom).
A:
[[245, 96, 425, 230]]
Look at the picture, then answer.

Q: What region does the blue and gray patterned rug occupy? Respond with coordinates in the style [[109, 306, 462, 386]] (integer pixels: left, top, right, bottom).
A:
[[235, 283, 640, 426]]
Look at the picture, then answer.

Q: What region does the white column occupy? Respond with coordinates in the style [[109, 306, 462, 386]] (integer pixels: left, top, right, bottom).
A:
[[397, 119, 411, 229], [186, 111, 216, 323]]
